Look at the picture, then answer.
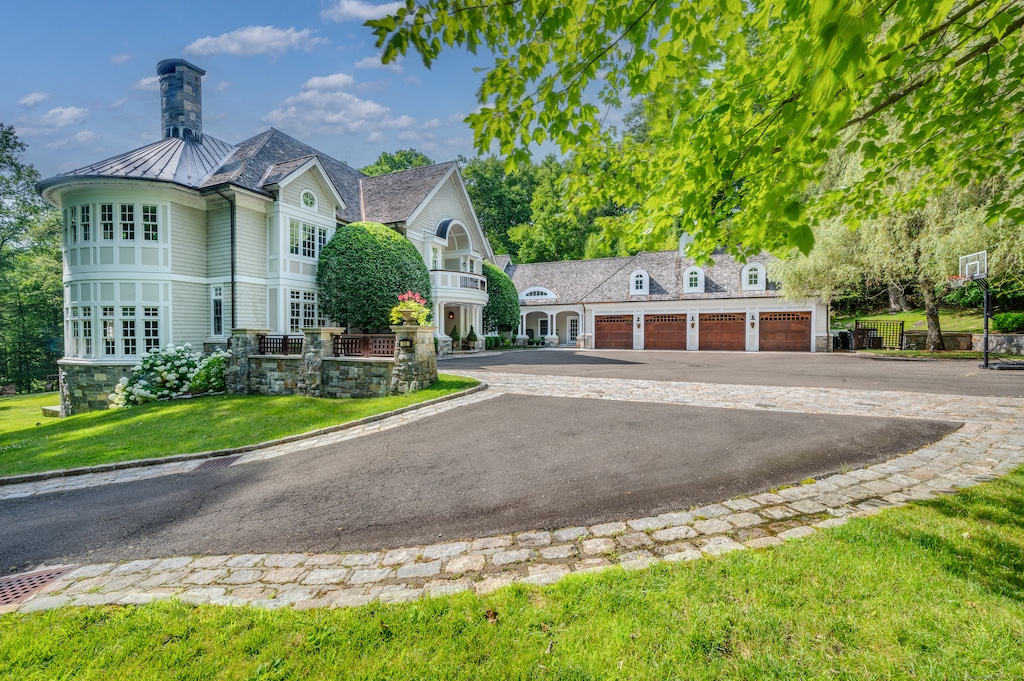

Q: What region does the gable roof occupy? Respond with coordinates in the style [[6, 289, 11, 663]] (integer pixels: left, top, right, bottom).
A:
[[359, 162, 456, 224], [507, 251, 779, 304]]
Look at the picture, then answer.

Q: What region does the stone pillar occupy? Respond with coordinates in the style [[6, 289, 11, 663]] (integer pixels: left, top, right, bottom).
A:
[[390, 325, 438, 394], [299, 327, 344, 397], [226, 328, 268, 395]]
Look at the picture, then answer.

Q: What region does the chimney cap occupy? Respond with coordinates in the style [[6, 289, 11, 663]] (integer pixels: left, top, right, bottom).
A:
[[157, 58, 206, 77]]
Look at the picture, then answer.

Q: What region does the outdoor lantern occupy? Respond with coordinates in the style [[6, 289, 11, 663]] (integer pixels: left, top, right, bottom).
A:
[[750, 313, 756, 329], [448, 311, 455, 319]]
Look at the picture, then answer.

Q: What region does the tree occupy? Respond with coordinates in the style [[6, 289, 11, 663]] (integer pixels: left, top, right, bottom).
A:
[[370, 1, 1024, 259], [359, 148, 435, 176], [459, 155, 539, 257], [0, 124, 61, 391], [481, 261, 520, 334], [316, 222, 432, 332]]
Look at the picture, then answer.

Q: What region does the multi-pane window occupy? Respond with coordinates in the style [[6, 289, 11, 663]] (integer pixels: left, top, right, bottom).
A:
[[747, 269, 760, 286], [431, 248, 439, 270], [212, 286, 223, 337], [302, 224, 316, 258], [689, 272, 699, 288], [318, 227, 327, 253], [143, 307, 160, 352], [101, 204, 114, 240], [142, 205, 158, 241], [80, 205, 91, 242], [289, 290, 323, 332], [68, 207, 78, 243], [81, 307, 93, 356], [70, 307, 80, 355], [289, 219, 301, 255], [634, 274, 644, 291], [120, 204, 135, 240], [121, 306, 136, 355], [102, 307, 116, 356]]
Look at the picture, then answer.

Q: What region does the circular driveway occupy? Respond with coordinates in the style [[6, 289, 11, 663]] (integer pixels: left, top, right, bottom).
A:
[[0, 351, 980, 571]]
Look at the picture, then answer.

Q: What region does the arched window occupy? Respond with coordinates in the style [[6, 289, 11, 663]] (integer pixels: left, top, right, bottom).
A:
[[683, 266, 704, 293], [630, 269, 649, 296], [741, 263, 766, 292], [300, 190, 317, 211], [520, 287, 556, 301]]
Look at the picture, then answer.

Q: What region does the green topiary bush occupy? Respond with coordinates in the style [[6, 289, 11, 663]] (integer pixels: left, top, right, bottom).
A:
[[449, 325, 460, 343], [992, 312, 1024, 333], [317, 222, 432, 332], [466, 326, 478, 343], [482, 261, 521, 334]]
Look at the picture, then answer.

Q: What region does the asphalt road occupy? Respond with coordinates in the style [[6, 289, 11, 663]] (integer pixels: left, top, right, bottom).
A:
[[1, 393, 955, 573], [443, 349, 1024, 397]]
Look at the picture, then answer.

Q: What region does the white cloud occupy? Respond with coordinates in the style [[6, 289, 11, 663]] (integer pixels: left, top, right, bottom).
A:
[[321, 0, 402, 22], [301, 73, 356, 91], [403, 75, 422, 86], [134, 76, 160, 91], [355, 54, 401, 73], [45, 130, 99, 150], [111, 53, 132, 64], [184, 25, 326, 57], [215, 81, 231, 92], [19, 92, 51, 107], [264, 86, 426, 140], [39, 106, 89, 128], [109, 98, 128, 110]]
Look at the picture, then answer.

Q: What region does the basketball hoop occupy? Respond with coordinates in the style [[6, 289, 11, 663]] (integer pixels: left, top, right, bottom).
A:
[[947, 275, 970, 288]]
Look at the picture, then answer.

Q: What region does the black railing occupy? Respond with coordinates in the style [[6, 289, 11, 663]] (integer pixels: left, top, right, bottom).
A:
[[854, 321, 904, 350], [257, 335, 304, 355], [332, 334, 396, 358]]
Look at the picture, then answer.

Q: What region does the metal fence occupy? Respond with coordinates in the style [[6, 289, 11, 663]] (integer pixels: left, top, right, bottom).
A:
[[332, 334, 396, 358], [853, 321, 904, 350], [257, 335, 304, 355]]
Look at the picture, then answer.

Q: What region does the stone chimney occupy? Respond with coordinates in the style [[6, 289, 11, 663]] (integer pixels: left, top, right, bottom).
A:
[[157, 59, 205, 142]]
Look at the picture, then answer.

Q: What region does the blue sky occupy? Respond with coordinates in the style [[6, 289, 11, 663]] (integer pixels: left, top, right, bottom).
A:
[[2, 0, 505, 178]]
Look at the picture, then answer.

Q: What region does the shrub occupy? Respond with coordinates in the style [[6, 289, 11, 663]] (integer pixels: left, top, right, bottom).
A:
[[485, 335, 500, 350], [317, 222, 432, 332], [466, 326, 478, 343], [109, 344, 229, 409], [992, 312, 1024, 333], [449, 325, 460, 343], [482, 261, 521, 334]]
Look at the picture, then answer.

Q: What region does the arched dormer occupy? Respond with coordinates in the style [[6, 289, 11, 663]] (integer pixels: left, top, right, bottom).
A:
[[630, 269, 649, 296], [741, 262, 766, 292], [520, 286, 556, 302], [683, 266, 705, 293]]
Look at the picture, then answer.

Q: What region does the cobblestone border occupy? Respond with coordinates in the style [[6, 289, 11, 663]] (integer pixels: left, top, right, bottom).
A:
[[8, 372, 1023, 615], [0, 383, 488, 487]]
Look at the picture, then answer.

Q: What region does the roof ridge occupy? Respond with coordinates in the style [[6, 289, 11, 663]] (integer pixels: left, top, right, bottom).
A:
[[362, 160, 456, 180], [223, 128, 275, 183]]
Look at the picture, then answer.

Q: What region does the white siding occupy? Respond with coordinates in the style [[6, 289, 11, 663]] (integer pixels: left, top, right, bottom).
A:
[[235, 282, 267, 329], [407, 176, 484, 253], [207, 204, 231, 279], [171, 281, 208, 346], [281, 170, 336, 220], [235, 205, 268, 280], [170, 202, 206, 277]]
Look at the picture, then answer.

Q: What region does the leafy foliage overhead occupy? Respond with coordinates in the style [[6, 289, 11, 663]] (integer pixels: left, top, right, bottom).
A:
[[481, 261, 520, 333], [316, 222, 433, 332], [370, 1, 1024, 260], [359, 148, 435, 177]]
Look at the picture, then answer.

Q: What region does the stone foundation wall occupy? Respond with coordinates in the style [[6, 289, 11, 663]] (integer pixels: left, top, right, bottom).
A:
[[323, 359, 393, 398], [973, 333, 1024, 354], [814, 335, 830, 353], [903, 331, 973, 351], [58, 361, 133, 415], [247, 356, 304, 395]]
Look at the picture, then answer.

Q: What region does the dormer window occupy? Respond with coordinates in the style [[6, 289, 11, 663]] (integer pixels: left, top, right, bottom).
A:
[[741, 263, 766, 292], [683, 266, 705, 293], [630, 269, 649, 296], [301, 190, 317, 211], [521, 287, 556, 301]]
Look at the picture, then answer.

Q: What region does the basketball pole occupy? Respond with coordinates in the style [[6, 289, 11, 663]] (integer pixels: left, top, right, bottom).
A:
[[978, 278, 990, 370]]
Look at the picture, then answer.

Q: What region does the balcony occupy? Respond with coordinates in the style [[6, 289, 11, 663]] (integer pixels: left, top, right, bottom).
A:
[[430, 270, 488, 304]]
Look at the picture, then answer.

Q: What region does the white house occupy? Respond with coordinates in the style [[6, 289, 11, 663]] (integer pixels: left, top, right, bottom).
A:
[[37, 59, 492, 412], [500, 238, 829, 352]]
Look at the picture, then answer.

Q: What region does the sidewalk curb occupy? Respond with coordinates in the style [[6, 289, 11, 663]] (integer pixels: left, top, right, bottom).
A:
[[0, 381, 488, 487]]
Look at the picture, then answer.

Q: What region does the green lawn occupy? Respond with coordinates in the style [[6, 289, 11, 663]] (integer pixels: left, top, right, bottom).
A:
[[2, 468, 1023, 679], [833, 307, 985, 333], [0, 375, 478, 478]]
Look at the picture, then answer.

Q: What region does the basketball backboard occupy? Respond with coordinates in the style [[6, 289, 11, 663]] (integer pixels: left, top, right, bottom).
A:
[[959, 251, 987, 280]]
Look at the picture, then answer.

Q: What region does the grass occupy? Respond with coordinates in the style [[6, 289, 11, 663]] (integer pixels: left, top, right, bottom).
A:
[[0, 393, 60, 435], [833, 307, 985, 333], [0, 375, 478, 478], [861, 349, 985, 360], [2, 468, 1024, 679]]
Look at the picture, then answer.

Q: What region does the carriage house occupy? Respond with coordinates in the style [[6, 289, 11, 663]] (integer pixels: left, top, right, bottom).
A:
[[38, 59, 492, 412], [502, 237, 829, 353]]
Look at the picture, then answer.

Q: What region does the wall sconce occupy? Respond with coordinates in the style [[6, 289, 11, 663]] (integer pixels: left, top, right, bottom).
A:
[[636, 315, 641, 329], [690, 315, 695, 330], [448, 311, 455, 320], [749, 313, 756, 329]]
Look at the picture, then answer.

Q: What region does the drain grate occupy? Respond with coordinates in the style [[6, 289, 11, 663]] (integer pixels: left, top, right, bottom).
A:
[[193, 455, 241, 472], [0, 566, 77, 607]]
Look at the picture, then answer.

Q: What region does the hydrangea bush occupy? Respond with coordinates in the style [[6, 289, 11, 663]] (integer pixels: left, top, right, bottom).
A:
[[109, 344, 229, 409]]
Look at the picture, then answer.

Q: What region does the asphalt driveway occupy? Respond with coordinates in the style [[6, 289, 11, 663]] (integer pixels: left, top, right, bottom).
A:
[[0, 389, 955, 573]]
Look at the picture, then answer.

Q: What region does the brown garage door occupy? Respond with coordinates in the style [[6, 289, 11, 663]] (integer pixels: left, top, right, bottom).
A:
[[645, 314, 688, 350], [699, 313, 746, 351], [759, 311, 812, 351], [595, 315, 633, 349]]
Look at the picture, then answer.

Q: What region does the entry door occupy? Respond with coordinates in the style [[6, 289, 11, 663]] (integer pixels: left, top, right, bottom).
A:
[[539, 318, 549, 336], [569, 317, 579, 342]]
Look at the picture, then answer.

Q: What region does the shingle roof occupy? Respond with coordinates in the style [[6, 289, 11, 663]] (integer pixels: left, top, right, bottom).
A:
[[37, 134, 235, 192], [507, 251, 780, 304], [359, 162, 456, 224]]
